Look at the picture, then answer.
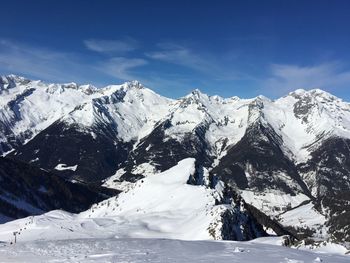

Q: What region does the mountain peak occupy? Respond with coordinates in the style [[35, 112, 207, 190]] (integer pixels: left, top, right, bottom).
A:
[[4, 74, 29, 81], [288, 88, 335, 99], [1, 74, 31, 85], [308, 88, 335, 98], [291, 88, 307, 94], [191, 88, 203, 94], [180, 89, 210, 107], [123, 80, 144, 90], [255, 94, 270, 101], [62, 82, 79, 89], [185, 88, 208, 100]]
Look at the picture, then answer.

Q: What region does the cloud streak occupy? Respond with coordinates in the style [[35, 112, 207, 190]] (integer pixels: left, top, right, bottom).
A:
[[0, 39, 148, 85], [0, 39, 90, 83], [84, 38, 138, 53], [263, 62, 350, 96], [99, 57, 148, 80], [145, 42, 250, 82], [145, 44, 211, 72], [3, 38, 350, 100]]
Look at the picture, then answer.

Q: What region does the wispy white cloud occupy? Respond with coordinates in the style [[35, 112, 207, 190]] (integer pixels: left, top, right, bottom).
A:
[[0, 39, 148, 85], [145, 43, 218, 73], [84, 38, 138, 53], [263, 62, 350, 96], [8, 38, 349, 100], [0, 39, 90, 83], [98, 57, 148, 80], [145, 42, 249, 82]]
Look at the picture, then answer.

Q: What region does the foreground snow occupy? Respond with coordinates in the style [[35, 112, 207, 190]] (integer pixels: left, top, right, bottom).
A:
[[0, 159, 230, 242], [0, 158, 348, 261], [0, 237, 348, 263]]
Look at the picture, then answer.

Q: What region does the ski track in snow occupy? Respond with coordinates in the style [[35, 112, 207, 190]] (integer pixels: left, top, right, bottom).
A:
[[0, 238, 348, 263]]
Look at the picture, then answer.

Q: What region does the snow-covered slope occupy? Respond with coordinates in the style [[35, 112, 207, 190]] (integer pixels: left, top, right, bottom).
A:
[[0, 75, 97, 153], [263, 89, 350, 163], [0, 76, 175, 155], [278, 201, 328, 239], [0, 158, 266, 242], [2, 158, 348, 260], [0, 237, 348, 263], [164, 90, 253, 156], [62, 80, 173, 142]]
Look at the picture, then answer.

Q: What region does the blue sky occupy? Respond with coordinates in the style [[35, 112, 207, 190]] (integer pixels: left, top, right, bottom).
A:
[[1, 0, 350, 100]]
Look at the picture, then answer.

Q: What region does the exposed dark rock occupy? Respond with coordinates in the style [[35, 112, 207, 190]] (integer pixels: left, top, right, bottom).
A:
[[8, 121, 132, 183], [298, 137, 350, 242], [0, 157, 118, 222], [121, 119, 214, 181], [212, 121, 311, 197]]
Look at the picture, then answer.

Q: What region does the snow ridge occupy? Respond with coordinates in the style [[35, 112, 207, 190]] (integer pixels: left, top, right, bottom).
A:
[[0, 158, 261, 242]]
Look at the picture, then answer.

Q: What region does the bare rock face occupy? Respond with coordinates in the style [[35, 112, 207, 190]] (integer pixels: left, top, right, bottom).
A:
[[0, 156, 118, 223]]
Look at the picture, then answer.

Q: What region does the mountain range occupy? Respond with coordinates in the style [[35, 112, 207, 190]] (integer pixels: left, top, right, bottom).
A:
[[0, 74, 349, 249]]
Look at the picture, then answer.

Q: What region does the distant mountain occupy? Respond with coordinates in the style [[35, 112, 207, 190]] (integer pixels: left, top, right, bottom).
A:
[[1, 74, 350, 246]]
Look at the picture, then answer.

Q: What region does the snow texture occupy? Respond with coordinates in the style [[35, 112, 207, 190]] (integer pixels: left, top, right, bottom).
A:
[[0, 159, 229, 242], [0, 237, 348, 262]]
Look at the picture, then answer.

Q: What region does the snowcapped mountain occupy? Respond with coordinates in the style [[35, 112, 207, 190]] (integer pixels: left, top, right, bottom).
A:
[[1, 75, 350, 250], [0, 75, 97, 154], [3, 75, 350, 167]]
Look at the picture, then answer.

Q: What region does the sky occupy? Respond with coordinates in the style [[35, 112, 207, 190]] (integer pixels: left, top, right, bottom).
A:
[[1, 0, 350, 100]]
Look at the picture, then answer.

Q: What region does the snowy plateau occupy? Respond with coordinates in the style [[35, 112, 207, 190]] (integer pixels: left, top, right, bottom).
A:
[[0, 74, 350, 262]]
